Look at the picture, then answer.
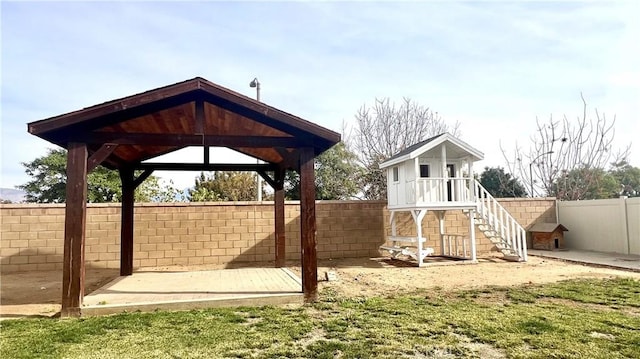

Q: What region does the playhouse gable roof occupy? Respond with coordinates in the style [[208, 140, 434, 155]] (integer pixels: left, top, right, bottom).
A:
[[379, 133, 484, 169]]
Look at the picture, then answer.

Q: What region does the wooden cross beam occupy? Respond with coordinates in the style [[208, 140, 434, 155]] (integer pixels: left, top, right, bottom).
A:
[[87, 143, 117, 172]]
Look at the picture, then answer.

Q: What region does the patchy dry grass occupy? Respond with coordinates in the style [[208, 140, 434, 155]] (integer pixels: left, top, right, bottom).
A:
[[1, 278, 639, 358]]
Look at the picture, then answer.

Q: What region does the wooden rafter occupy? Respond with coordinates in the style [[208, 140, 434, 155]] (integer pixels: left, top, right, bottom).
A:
[[69, 133, 303, 148], [135, 162, 277, 172], [87, 143, 117, 172], [133, 169, 154, 188]]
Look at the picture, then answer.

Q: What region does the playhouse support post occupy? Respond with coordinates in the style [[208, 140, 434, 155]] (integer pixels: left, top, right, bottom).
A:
[[389, 211, 396, 237], [469, 208, 477, 261], [436, 210, 445, 256], [411, 209, 428, 267]]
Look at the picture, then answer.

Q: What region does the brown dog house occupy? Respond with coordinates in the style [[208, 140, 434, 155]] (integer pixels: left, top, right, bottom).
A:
[[529, 223, 568, 251]]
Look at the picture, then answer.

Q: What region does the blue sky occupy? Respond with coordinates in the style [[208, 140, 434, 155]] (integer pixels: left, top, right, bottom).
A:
[[2, 1, 638, 190]]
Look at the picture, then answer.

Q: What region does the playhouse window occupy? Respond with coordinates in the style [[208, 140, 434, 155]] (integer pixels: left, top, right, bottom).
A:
[[419, 164, 431, 178], [392, 167, 399, 182]]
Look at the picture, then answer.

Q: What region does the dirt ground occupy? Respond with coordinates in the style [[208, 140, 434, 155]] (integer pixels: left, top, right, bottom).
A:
[[2, 255, 639, 318]]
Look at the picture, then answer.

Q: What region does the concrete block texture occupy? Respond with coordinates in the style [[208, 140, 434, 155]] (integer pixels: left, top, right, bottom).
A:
[[1, 199, 555, 272]]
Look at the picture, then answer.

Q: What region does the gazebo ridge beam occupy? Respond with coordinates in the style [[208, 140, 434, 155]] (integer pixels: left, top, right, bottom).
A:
[[134, 162, 277, 172], [69, 133, 305, 148]]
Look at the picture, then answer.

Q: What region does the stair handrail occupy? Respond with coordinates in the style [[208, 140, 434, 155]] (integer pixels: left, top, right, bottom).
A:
[[473, 180, 528, 261]]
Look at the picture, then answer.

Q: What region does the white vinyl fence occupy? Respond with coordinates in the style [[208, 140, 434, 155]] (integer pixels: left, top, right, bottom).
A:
[[557, 197, 640, 255]]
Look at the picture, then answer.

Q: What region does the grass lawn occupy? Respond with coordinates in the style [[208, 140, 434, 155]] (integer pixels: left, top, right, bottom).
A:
[[1, 277, 639, 358]]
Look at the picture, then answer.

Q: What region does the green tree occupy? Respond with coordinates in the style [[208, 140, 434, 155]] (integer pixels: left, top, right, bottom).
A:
[[285, 142, 361, 200], [137, 176, 183, 203], [18, 148, 181, 203], [479, 167, 527, 198], [188, 171, 257, 201], [610, 160, 640, 197], [552, 166, 620, 200]]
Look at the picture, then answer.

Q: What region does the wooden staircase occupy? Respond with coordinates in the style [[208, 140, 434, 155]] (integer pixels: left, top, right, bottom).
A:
[[470, 180, 528, 262]]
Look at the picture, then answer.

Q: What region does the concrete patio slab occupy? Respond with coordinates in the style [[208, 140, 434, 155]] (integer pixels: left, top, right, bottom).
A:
[[82, 267, 303, 316], [529, 249, 640, 272]]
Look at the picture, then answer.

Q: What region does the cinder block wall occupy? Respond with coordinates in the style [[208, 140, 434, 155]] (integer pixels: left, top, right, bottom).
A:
[[1, 199, 555, 273], [1, 201, 386, 273]]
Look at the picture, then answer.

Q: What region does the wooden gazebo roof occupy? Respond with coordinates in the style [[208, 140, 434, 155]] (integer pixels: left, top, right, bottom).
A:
[[28, 77, 340, 170], [27, 77, 339, 317]]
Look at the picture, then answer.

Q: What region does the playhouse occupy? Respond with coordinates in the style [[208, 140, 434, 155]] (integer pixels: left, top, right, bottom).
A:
[[379, 133, 528, 266]]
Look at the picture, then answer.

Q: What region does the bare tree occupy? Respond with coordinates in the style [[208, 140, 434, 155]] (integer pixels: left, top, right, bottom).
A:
[[501, 95, 629, 199], [348, 97, 460, 200]]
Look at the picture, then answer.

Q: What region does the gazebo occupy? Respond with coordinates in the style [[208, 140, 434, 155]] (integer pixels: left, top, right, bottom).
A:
[[27, 77, 340, 317]]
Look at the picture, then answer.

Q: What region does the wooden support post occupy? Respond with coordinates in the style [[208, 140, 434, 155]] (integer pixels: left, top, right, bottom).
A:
[[299, 148, 317, 301], [61, 143, 88, 317], [119, 167, 135, 276], [411, 209, 428, 267], [274, 168, 286, 268]]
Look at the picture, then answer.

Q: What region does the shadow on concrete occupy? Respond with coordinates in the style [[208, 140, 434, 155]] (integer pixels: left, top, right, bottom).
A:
[[0, 254, 119, 307]]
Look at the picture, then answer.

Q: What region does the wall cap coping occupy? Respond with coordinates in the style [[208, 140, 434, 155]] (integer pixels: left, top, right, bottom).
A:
[[0, 200, 388, 209], [496, 197, 556, 202]]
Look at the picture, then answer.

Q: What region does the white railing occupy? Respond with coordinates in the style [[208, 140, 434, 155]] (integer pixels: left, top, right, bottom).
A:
[[414, 177, 475, 203], [442, 234, 469, 258], [473, 180, 528, 261]]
